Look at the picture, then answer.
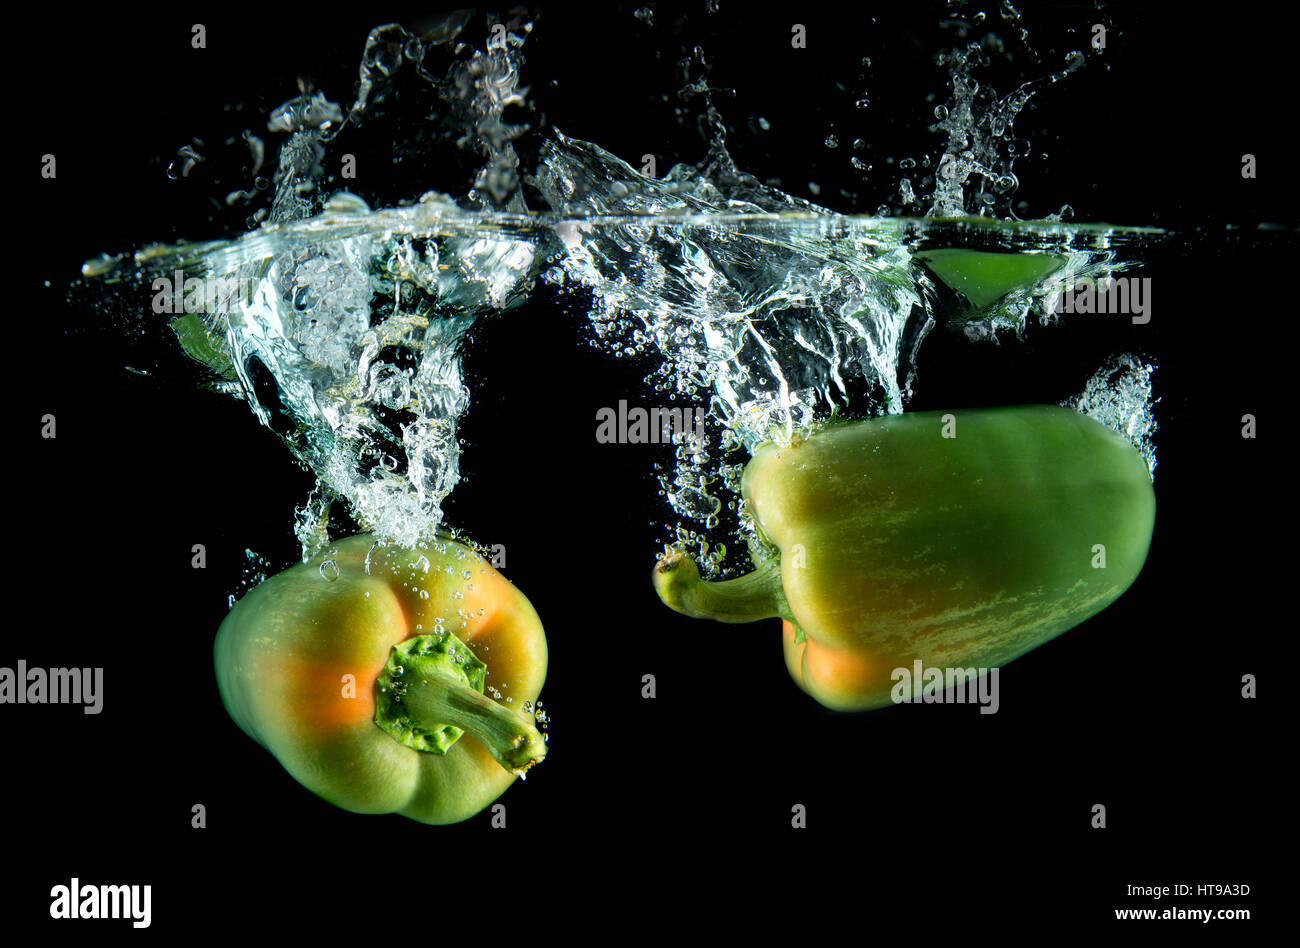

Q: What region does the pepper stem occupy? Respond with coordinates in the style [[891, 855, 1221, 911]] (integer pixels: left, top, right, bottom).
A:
[[374, 633, 546, 776], [402, 674, 547, 775], [652, 551, 790, 623]]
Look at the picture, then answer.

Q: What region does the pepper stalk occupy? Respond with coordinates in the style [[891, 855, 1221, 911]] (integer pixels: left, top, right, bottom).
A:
[[653, 551, 792, 625]]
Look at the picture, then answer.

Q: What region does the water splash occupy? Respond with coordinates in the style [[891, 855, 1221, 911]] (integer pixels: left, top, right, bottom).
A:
[[533, 123, 1162, 565], [76, 10, 1168, 571], [1062, 352, 1159, 479], [80, 17, 544, 560], [927, 35, 1085, 218]]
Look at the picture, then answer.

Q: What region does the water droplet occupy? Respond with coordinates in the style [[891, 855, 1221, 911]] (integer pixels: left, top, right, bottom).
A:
[[320, 560, 340, 581]]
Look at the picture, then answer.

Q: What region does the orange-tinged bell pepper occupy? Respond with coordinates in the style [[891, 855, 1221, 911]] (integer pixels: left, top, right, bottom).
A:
[[215, 534, 547, 824], [654, 405, 1155, 710]]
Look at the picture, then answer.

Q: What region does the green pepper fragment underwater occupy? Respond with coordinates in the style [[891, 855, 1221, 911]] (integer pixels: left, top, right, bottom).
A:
[[916, 247, 1066, 309], [654, 405, 1155, 710], [215, 534, 547, 824]]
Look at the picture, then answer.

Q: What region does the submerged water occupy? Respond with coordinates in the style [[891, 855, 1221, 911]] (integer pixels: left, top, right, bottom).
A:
[[75, 11, 1206, 570]]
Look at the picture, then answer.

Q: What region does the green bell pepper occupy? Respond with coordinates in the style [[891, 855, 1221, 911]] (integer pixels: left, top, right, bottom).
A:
[[654, 405, 1155, 710]]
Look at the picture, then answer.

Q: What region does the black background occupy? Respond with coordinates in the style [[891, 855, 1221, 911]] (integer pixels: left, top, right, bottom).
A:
[[7, 1, 1290, 936]]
